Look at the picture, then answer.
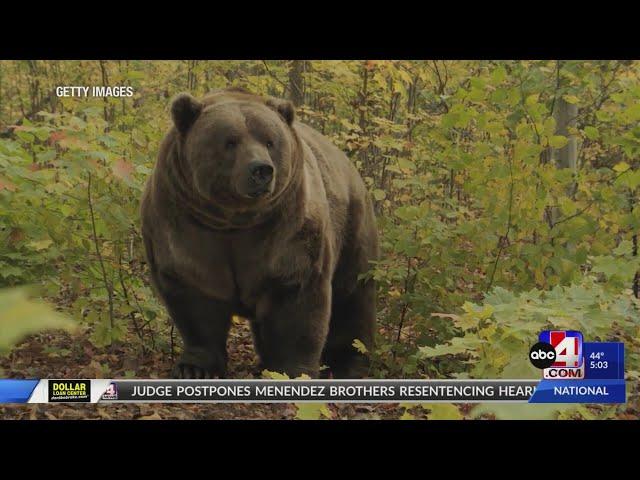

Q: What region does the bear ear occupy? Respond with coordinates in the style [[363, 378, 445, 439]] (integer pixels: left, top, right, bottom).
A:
[[171, 93, 203, 134], [266, 98, 295, 126]]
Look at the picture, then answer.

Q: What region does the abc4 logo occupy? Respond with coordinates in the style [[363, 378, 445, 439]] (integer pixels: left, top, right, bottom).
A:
[[529, 330, 584, 378]]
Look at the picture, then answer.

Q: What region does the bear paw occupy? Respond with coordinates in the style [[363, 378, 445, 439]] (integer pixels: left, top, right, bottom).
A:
[[330, 356, 370, 379], [172, 347, 227, 379]]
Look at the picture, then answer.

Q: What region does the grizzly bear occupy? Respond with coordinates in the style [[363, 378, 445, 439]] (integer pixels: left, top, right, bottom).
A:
[[140, 87, 378, 379]]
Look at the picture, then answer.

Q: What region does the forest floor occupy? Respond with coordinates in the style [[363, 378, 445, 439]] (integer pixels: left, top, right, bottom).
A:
[[0, 319, 438, 420]]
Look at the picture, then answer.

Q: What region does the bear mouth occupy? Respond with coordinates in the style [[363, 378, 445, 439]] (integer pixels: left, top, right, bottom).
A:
[[247, 187, 271, 199]]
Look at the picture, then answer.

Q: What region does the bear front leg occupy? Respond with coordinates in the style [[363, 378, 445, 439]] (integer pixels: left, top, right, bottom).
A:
[[153, 271, 233, 379], [257, 279, 331, 379], [322, 278, 376, 378]]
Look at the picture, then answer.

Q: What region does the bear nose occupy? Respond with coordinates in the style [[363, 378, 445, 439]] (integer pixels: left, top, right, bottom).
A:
[[248, 161, 274, 185]]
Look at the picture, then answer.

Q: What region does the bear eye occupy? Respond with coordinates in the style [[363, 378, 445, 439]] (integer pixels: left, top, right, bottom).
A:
[[225, 139, 238, 149], [266, 140, 274, 148]]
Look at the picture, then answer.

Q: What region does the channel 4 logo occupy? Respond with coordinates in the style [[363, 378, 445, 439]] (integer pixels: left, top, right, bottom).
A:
[[530, 330, 585, 379], [101, 382, 118, 400]]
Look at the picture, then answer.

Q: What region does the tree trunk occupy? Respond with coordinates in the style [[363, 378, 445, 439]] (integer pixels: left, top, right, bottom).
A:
[[553, 97, 578, 171], [550, 97, 578, 227], [287, 60, 306, 106]]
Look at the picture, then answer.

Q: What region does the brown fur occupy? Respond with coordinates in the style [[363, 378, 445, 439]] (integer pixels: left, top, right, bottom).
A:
[[140, 88, 378, 378]]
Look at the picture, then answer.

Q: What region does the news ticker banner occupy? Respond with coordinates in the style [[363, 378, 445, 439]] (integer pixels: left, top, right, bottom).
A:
[[0, 378, 626, 404], [0, 330, 626, 404]]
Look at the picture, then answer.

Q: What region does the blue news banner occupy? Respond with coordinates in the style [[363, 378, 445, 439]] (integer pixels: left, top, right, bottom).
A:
[[528, 342, 625, 404]]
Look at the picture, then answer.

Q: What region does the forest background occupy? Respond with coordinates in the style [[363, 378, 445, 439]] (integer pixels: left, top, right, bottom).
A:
[[0, 60, 638, 420]]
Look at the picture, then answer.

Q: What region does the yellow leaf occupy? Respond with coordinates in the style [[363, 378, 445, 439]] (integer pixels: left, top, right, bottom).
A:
[[525, 94, 539, 107], [478, 304, 494, 320], [28, 239, 53, 251], [549, 135, 568, 149], [613, 161, 630, 173], [0, 287, 76, 353], [422, 403, 463, 420], [261, 370, 289, 380], [138, 412, 163, 420], [352, 338, 368, 354], [563, 94, 579, 105], [295, 403, 331, 420]]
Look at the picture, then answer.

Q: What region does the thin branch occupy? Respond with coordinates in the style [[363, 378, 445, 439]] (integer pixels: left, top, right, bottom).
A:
[[486, 148, 515, 292], [261, 60, 289, 95], [116, 246, 147, 355], [549, 167, 631, 229], [88, 172, 115, 329], [548, 60, 563, 119], [519, 78, 542, 145], [550, 201, 595, 228]]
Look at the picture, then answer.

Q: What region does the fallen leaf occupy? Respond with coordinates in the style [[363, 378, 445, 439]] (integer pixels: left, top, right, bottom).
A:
[[138, 412, 163, 420], [29, 404, 39, 420]]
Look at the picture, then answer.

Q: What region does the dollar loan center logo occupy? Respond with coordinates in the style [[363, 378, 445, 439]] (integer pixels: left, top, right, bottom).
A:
[[530, 330, 584, 379]]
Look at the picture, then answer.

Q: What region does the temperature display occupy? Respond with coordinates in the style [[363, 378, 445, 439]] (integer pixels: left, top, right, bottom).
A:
[[583, 342, 624, 380]]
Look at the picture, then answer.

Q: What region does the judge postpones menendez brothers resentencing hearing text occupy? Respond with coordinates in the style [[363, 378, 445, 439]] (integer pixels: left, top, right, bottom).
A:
[[129, 384, 535, 399]]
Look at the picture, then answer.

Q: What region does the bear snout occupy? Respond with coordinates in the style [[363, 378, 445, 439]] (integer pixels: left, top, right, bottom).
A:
[[246, 160, 275, 197]]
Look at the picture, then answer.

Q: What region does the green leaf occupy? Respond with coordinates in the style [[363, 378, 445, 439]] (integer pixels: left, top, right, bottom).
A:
[[372, 189, 386, 201], [612, 240, 633, 256], [462, 302, 494, 320], [549, 135, 569, 149], [616, 169, 640, 190], [501, 355, 539, 378], [584, 126, 599, 140], [543, 117, 556, 136], [397, 158, 416, 171], [591, 255, 640, 281], [0, 287, 76, 353], [626, 103, 640, 121], [418, 336, 483, 359], [0, 265, 24, 279], [491, 66, 507, 83]]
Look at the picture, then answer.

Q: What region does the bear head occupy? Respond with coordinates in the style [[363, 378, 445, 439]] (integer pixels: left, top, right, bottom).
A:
[[169, 89, 298, 211]]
